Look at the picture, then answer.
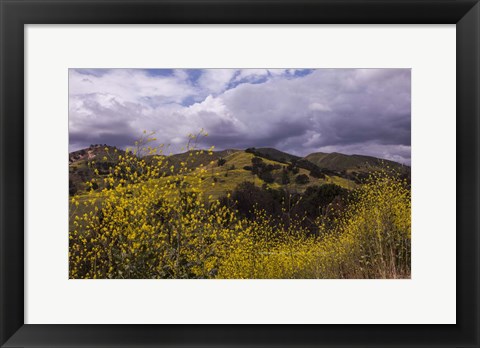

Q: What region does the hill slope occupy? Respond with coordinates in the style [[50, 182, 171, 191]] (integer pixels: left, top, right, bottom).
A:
[[69, 145, 409, 197], [162, 148, 239, 170], [246, 147, 301, 164], [305, 152, 409, 172]]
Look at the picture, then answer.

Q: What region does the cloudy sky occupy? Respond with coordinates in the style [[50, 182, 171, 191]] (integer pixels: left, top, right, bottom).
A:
[[69, 68, 411, 164]]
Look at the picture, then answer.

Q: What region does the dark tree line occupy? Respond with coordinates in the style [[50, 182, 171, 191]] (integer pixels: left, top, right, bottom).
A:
[[243, 156, 281, 184], [220, 182, 349, 235]]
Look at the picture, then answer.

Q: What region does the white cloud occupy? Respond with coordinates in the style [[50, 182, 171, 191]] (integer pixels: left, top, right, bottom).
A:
[[69, 68, 411, 164], [69, 69, 196, 105], [196, 69, 238, 95], [233, 69, 269, 82], [232, 69, 299, 84]]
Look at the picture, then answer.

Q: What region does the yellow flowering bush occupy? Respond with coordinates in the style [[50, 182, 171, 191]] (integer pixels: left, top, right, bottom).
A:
[[217, 173, 410, 279], [69, 133, 411, 279]]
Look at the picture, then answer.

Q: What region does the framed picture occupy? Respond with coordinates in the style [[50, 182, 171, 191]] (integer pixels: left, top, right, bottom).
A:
[[1, 0, 478, 347]]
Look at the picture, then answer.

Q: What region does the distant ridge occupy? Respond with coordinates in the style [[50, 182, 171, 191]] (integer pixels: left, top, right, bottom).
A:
[[70, 144, 408, 173], [245, 147, 300, 164], [305, 152, 409, 172], [69, 143, 410, 197]]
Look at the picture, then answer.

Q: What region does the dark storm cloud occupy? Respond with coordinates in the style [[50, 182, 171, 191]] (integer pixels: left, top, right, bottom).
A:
[[69, 93, 143, 151], [316, 111, 411, 147], [69, 131, 138, 151], [201, 117, 311, 151], [69, 68, 411, 164], [205, 69, 411, 163]]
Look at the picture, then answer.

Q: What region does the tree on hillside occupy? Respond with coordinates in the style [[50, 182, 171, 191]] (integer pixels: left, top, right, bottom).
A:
[[225, 181, 284, 219], [69, 179, 77, 196], [295, 174, 310, 185], [281, 168, 290, 185], [309, 167, 325, 179], [259, 170, 274, 184], [297, 184, 348, 218], [251, 157, 263, 166]]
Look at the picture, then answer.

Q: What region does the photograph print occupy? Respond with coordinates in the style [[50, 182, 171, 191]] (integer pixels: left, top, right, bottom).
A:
[[69, 68, 411, 279]]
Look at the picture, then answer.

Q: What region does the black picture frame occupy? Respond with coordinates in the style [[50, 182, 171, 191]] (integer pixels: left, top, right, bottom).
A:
[[1, 0, 479, 347]]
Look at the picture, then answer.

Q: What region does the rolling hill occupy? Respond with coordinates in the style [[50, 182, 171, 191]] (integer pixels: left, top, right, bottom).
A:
[[69, 145, 409, 197], [246, 147, 301, 164], [305, 152, 409, 172], [155, 148, 240, 170]]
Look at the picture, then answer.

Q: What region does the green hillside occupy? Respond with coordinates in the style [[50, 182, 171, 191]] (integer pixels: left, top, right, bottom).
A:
[[69, 145, 411, 198], [69, 145, 126, 194], [183, 150, 355, 199], [160, 148, 239, 170], [247, 147, 301, 164], [69, 146, 361, 199], [305, 152, 409, 172]]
